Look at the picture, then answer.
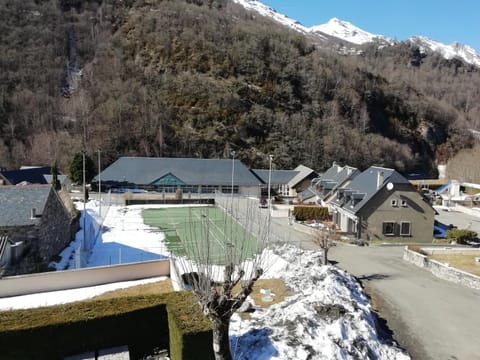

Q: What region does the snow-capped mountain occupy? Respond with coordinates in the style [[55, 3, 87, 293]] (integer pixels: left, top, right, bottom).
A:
[[233, 0, 480, 67], [232, 0, 311, 35], [409, 36, 480, 67], [309, 17, 390, 45]]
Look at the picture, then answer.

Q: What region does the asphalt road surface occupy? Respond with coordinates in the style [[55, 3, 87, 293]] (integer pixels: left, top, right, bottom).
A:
[[329, 245, 480, 360]]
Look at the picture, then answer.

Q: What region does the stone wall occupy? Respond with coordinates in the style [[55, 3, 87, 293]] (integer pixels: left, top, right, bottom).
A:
[[403, 247, 480, 290], [37, 189, 74, 265], [2, 189, 77, 276]]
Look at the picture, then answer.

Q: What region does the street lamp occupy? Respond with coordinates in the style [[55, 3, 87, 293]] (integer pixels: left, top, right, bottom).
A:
[[268, 154, 273, 213]]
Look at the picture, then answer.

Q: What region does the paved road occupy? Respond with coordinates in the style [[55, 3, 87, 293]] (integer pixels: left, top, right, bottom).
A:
[[230, 198, 480, 359], [329, 245, 480, 360]]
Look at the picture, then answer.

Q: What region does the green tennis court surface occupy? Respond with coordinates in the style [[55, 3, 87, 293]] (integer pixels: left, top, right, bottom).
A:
[[142, 207, 262, 264]]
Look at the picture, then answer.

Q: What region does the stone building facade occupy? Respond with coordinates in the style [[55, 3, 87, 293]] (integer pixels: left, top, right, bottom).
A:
[[0, 186, 78, 275]]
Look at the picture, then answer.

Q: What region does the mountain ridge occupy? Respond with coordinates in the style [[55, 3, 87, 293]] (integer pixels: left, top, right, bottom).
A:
[[0, 0, 478, 178], [233, 0, 480, 67]]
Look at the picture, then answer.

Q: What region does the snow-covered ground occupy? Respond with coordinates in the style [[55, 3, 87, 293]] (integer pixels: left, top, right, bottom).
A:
[[1, 202, 409, 359], [230, 246, 409, 359], [51, 201, 172, 270]]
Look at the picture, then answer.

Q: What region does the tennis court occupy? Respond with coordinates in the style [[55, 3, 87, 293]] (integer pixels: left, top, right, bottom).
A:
[[142, 206, 263, 264]]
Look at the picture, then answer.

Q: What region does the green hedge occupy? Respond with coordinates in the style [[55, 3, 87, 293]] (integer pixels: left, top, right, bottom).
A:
[[0, 292, 213, 360], [168, 292, 213, 360], [293, 206, 329, 221]]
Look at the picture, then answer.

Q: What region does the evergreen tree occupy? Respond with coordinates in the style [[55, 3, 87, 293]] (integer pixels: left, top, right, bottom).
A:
[[51, 162, 61, 191], [69, 152, 96, 184]]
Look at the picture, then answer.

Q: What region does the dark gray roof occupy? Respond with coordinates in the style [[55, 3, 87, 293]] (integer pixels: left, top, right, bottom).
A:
[[43, 174, 68, 185], [0, 186, 52, 227], [94, 157, 262, 186], [311, 163, 359, 201], [332, 166, 410, 214], [252, 170, 299, 185], [298, 188, 316, 201], [0, 167, 51, 185], [288, 165, 317, 187]]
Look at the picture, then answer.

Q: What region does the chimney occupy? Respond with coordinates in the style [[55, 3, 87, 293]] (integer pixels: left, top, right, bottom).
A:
[[31, 208, 36, 219], [377, 171, 384, 189]]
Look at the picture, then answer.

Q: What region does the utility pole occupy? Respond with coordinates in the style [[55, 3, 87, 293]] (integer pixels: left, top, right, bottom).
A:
[[268, 154, 273, 215], [98, 148, 101, 218], [82, 150, 86, 266]]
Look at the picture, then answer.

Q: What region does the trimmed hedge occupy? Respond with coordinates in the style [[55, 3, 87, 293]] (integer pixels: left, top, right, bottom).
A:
[[293, 206, 329, 222], [168, 292, 213, 360], [0, 292, 213, 360]]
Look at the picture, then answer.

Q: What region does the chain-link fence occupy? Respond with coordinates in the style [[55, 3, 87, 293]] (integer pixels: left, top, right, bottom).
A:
[[214, 191, 293, 245]]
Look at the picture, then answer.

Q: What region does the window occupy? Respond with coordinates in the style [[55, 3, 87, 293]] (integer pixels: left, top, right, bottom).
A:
[[391, 199, 398, 207], [400, 222, 411, 236], [382, 222, 396, 236]]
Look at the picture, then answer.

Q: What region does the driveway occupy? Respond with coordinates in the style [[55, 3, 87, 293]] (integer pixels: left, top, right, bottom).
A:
[[329, 245, 480, 360]]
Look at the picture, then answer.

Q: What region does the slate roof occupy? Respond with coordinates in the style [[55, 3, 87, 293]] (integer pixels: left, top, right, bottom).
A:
[[43, 174, 69, 185], [331, 166, 410, 214], [288, 165, 317, 188], [93, 157, 262, 186], [0, 185, 52, 227], [298, 188, 316, 201], [251, 170, 299, 185], [311, 163, 359, 201], [0, 167, 52, 185]]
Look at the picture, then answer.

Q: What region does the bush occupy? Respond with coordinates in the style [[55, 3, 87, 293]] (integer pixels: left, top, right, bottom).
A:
[[292, 206, 329, 221], [446, 228, 478, 244]]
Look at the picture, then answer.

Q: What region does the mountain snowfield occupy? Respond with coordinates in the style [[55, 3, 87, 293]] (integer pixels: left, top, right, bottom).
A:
[[309, 17, 390, 45], [232, 0, 480, 67]]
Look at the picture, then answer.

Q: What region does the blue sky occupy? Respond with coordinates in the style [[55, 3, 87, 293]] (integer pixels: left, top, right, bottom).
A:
[[260, 0, 480, 51]]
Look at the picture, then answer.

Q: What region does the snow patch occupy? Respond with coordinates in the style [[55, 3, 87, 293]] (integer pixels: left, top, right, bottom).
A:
[[230, 245, 410, 359]]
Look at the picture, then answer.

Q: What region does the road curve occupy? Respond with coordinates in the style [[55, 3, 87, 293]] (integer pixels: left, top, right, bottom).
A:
[[330, 245, 480, 360]]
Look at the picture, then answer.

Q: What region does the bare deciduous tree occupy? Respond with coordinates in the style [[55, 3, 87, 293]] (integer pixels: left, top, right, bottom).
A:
[[174, 195, 271, 360], [312, 226, 335, 265]]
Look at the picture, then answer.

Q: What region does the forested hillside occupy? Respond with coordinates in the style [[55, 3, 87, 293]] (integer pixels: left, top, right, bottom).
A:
[[0, 0, 479, 176]]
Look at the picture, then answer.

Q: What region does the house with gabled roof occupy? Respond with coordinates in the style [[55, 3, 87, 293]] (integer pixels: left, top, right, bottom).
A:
[[93, 157, 263, 196], [330, 166, 435, 243], [251, 169, 299, 197], [251, 165, 318, 199], [288, 165, 318, 196], [0, 185, 75, 275], [311, 162, 360, 206]]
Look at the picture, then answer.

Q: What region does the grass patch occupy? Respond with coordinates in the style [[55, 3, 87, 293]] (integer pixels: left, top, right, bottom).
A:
[[233, 278, 290, 308], [428, 252, 480, 277], [91, 279, 174, 300], [407, 245, 427, 255]]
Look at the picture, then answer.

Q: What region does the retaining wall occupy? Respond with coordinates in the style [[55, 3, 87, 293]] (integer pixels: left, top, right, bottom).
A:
[[403, 247, 480, 290], [0, 259, 170, 298]]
